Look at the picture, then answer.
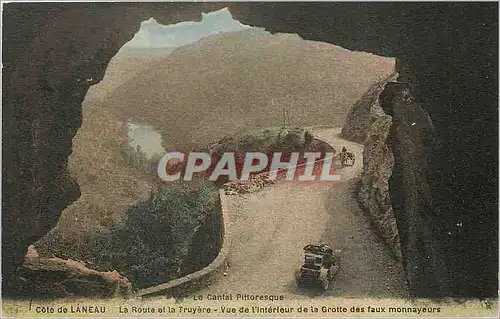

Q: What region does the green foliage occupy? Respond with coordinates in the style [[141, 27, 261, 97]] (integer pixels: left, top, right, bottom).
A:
[[109, 179, 219, 289], [209, 126, 313, 153], [35, 229, 115, 272], [118, 140, 154, 175], [36, 179, 220, 290]]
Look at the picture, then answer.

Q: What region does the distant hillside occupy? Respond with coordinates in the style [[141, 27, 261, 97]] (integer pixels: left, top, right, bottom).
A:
[[84, 55, 165, 102], [116, 46, 177, 57], [95, 28, 395, 151]]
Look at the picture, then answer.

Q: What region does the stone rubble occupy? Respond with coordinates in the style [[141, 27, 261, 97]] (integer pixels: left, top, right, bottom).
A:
[[223, 174, 275, 195]]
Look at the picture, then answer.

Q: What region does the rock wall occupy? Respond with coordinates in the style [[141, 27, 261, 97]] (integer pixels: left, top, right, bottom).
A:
[[379, 81, 451, 297], [2, 2, 226, 293], [341, 72, 398, 143], [341, 71, 404, 262], [358, 109, 400, 260], [385, 37, 497, 298], [341, 73, 401, 261], [3, 2, 497, 298], [16, 246, 132, 298]]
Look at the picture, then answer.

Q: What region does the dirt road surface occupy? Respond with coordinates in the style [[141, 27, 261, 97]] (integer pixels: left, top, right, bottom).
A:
[[199, 127, 408, 299]]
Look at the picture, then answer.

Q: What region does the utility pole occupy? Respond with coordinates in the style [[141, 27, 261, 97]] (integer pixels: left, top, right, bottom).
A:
[[282, 108, 291, 127]]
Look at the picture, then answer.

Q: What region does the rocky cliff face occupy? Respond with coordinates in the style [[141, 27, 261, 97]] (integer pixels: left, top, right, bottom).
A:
[[2, 2, 226, 293], [341, 73, 398, 143], [390, 15, 498, 294], [342, 73, 401, 260], [359, 111, 401, 259], [15, 246, 132, 298], [380, 80, 451, 297], [3, 2, 497, 298]]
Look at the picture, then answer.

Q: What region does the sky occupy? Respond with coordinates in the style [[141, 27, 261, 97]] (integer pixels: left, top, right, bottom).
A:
[[122, 8, 251, 49]]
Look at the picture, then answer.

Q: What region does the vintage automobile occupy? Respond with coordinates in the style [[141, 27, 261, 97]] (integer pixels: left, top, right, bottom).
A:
[[296, 243, 341, 291]]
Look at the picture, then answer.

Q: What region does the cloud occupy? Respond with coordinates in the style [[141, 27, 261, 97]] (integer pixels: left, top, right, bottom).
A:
[[124, 8, 251, 49]]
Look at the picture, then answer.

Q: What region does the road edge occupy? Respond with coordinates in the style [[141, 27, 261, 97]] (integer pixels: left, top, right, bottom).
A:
[[136, 189, 230, 298]]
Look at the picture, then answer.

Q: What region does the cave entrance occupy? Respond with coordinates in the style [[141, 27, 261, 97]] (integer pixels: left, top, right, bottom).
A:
[[34, 7, 396, 293]]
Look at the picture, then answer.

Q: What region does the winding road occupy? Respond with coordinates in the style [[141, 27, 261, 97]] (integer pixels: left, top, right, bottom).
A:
[[199, 127, 408, 299]]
